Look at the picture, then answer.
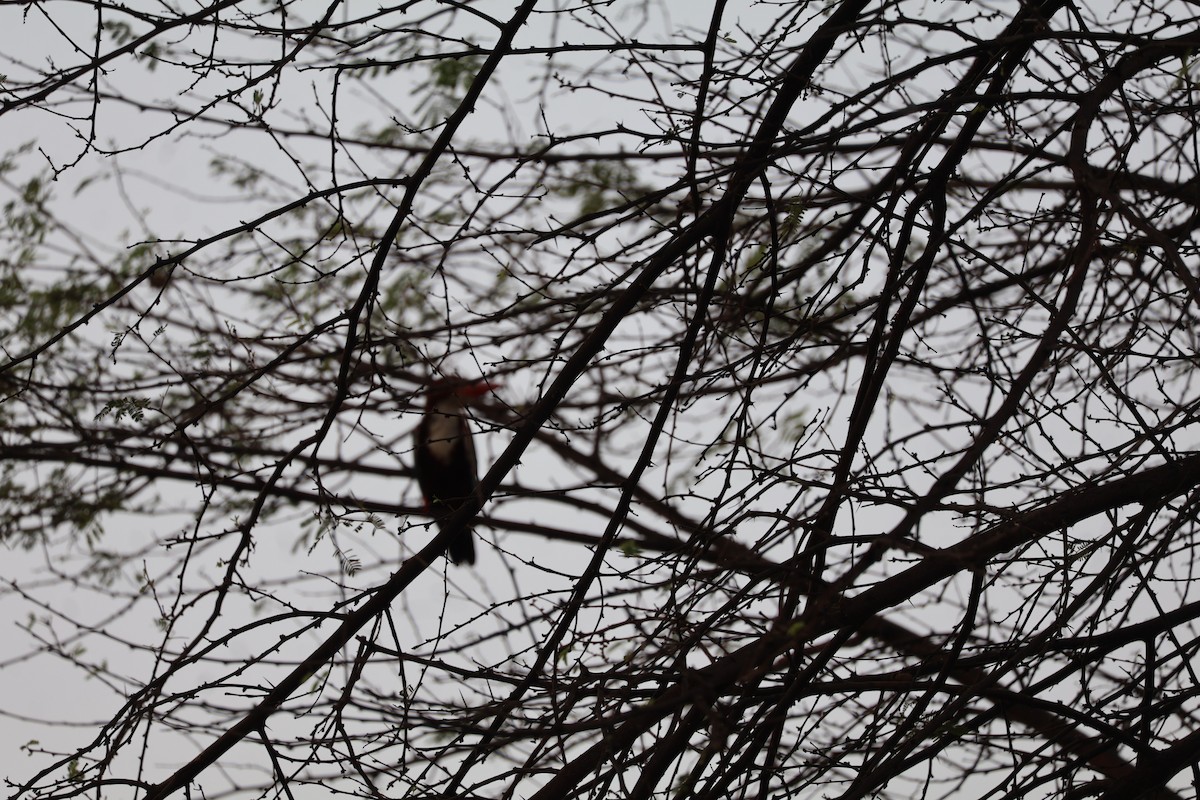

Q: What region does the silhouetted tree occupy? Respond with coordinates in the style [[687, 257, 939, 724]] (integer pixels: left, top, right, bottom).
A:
[[3, 1, 1200, 798]]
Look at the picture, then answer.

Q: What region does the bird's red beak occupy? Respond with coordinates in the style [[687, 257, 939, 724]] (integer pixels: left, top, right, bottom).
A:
[[456, 380, 498, 400]]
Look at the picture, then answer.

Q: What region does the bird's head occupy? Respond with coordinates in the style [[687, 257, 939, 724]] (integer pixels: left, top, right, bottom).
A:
[[424, 376, 498, 408]]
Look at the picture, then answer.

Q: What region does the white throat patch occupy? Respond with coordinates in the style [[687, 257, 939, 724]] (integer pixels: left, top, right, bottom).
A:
[[425, 401, 462, 462]]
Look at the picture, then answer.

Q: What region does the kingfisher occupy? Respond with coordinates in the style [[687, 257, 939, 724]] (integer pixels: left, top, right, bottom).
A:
[[412, 376, 495, 564]]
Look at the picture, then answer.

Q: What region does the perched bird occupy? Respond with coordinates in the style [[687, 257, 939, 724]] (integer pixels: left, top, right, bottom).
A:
[[413, 377, 494, 565]]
